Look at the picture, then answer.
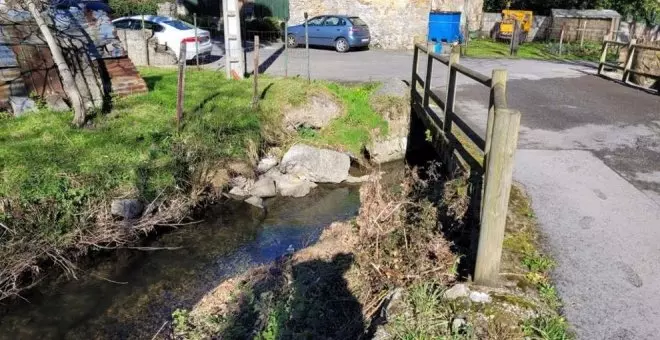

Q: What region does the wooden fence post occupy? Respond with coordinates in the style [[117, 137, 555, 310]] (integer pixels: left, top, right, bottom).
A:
[[176, 43, 187, 130], [483, 69, 508, 212], [410, 45, 420, 98], [597, 40, 609, 75], [580, 21, 587, 47], [423, 49, 433, 109], [559, 24, 565, 56], [475, 107, 521, 286], [443, 45, 460, 134], [194, 13, 200, 69], [252, 35, 260, 109], [622, 38, 637, 83]]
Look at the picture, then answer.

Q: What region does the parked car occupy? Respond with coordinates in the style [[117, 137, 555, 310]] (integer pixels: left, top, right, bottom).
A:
[[112, 15, 212, 60], [287, 15, 370, 53]]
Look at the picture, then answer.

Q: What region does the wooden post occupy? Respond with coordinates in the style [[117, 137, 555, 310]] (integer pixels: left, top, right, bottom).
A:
[[284, 18, 289, 78], [509, 20, 519, 56], [176, 43, 187, 130], [597, 40, 609, 75], [443, 45, 460, 134], [483, 69, 507, 212], [580, 21, 586, 47], [252, 35, 260, 109], [622, 38, 637, 83], [475, 107, 521, 286], [411, 44, 420, 98], [559, 24, 565, 56], [142, 14, 150, 66], [422, 51, 433, 109], [304, 12, 310, 83], [194, 13, 200, 69]]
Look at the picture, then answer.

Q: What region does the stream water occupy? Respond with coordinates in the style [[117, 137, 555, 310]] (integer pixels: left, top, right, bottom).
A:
[[0, 185, 360, 339]]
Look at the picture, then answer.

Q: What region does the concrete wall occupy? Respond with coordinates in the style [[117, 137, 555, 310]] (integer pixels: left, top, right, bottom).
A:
[[480, 12, 550, 41], [288, 0, 483, 49], [116, 29, 178, 66]]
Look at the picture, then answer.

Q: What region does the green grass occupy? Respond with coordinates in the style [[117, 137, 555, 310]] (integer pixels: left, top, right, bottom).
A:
[[523, 315, 573, 340], [466, 39, 617, 63], [297, 82, 387, 155]]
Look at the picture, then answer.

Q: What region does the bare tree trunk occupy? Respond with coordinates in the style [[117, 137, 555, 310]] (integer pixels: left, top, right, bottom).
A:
[[26, 0, 87, 127]]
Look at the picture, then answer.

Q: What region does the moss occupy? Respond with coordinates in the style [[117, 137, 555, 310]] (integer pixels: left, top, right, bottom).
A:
[[491, 294, 538, 310]]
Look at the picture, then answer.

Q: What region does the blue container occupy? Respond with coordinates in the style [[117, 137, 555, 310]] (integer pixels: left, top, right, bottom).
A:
[[428, 11, 462, 43]]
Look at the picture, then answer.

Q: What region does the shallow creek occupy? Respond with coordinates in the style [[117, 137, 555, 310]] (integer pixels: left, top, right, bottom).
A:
[[0, 185, 360, 339]]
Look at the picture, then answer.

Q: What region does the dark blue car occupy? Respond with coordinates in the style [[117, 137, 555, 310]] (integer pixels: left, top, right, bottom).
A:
[[287, 15, 371, 53]]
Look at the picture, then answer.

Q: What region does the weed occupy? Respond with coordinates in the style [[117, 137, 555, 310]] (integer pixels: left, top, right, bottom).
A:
[[538, 283, 562, 310], [523, 315, 573, 340], [522, 253, 556, 273]]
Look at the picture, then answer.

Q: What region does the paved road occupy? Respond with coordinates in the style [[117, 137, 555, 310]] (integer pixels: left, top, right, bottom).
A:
[[236, 46, 660, 339]]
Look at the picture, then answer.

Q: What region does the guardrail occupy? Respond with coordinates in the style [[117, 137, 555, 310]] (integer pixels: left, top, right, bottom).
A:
[[409, 43, 522, 286], [598, 39, 660, 84]]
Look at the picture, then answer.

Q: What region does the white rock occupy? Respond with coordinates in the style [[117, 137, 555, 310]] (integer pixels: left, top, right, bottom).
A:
[[280, 144, 350, 183], [275, 173, 318, 197], [469, 291, 492, 303], [249, 177, 276, 198], [366, 137, 407, 164], [256, 156, 278, 174], [451, 317, 467, 333], [228, 186, 250, 198], [110, 199, 143, 219], [344, 175, 371, 184], [443, 284, 470, 300], [9, 97, 37, 116], [244, 196, 264, 208]]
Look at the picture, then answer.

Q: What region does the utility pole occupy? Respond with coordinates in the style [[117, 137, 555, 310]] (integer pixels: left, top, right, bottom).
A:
[[222, 0, 244, 79]]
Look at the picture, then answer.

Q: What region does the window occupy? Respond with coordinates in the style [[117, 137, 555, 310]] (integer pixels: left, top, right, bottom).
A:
[[349, 17, 367, 26], [164, 20, 194, 30], [307, 16, 325, 26], [142, 21, 164, 32], [324, 17, 341, 26], [113, 19, 135, 30]]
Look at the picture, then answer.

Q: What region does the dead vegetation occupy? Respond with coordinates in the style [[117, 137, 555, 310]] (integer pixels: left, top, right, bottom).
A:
[[0, 193, 195, 302]]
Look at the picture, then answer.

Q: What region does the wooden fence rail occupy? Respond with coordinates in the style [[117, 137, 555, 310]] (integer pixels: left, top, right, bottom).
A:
[[598, 39, 660, 84], [410, 44, 522, 286]]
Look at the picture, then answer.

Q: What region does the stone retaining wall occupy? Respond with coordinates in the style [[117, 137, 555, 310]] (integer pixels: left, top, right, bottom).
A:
[[288, 0, 483, 50]]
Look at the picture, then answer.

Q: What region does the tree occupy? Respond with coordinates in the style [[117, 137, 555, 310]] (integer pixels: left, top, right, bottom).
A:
[[25, 0, 87, 127]]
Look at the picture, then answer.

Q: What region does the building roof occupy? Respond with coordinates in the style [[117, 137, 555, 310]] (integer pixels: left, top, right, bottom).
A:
[[551, 9, 621, 19]]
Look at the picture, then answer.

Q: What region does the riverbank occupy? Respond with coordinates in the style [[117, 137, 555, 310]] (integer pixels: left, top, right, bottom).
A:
[[0, 68, 388, 301], [173, 167, 572, 339]]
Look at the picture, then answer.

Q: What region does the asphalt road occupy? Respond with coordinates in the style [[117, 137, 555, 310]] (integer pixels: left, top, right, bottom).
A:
[[224, 45, 660, 339]]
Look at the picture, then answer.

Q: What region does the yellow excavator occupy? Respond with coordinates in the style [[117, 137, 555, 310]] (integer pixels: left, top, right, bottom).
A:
[[491, 6, 533, 43]]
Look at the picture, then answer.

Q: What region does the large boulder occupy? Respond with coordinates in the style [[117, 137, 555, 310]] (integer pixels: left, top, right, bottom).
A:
[[266, 169, 318, 197], [111, 199, 143, 219], [250, 177, 277, 198], [256, 156, 278, 174], [279, 144, 350, 183]]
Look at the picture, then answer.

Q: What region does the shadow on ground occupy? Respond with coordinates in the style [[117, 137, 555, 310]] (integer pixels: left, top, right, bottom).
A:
[[220, 253, 365, 339]]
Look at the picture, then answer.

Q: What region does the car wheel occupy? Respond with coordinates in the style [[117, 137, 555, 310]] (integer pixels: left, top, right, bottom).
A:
[[287, 34, 298, 48], [335, 37, 349, 53]]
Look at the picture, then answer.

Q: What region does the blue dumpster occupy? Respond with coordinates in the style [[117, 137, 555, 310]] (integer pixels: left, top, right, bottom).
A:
[[428, 11, 462, 43]]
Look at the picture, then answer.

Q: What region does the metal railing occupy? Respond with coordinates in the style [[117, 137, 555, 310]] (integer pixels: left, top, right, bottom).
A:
[[410, 43, 521, 286]]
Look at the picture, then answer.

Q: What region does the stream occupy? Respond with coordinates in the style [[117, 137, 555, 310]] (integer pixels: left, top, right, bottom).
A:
[[0, 185, 360, 339]]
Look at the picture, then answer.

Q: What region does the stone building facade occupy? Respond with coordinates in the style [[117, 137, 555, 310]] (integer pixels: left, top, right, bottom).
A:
[[288, 0, 483, 49]]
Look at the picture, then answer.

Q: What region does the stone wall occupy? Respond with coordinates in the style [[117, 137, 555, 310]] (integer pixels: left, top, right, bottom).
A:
[[631, 41, 660, 90], [288, 0, 483, 50]]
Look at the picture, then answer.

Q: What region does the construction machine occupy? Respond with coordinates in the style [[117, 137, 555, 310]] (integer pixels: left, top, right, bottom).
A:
[[492, 9, 533, 43]]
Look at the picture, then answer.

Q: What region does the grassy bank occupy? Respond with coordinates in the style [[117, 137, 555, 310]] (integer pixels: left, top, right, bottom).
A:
[[0, 69, 385, 300], [172, 166, 571, 339], [466, 38, 617, 63]]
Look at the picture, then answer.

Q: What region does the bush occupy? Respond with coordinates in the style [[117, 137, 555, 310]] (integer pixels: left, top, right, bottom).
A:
[[108, 0, 167, 17]]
